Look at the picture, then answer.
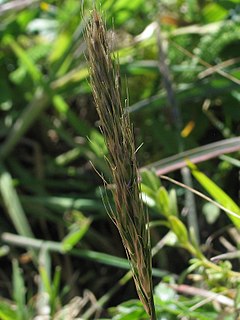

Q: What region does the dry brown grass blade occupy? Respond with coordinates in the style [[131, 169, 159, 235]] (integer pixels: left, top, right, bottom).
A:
[[86, 10, 156, 319]]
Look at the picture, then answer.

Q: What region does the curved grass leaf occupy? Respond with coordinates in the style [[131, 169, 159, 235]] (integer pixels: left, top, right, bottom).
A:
[[143, 137, 240, 175]]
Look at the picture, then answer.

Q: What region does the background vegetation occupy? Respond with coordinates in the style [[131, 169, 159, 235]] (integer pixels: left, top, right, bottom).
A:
[[0, 0, 240, 319]]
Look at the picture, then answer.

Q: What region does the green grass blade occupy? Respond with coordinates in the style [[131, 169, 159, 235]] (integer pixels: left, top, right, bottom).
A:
[[0, 164, 34, 238], [190, 164, 240, 228], [12, 260, 28, 320], [4, 35, 42, 84], [20, 195, 103, 212], [39, 265, 52, 298], [51, 266, 61, 314], [2, 233, 167, 277], [62, 214, 92, 251]]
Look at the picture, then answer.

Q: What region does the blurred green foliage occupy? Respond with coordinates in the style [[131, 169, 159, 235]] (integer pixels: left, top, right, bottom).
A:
[[0, 0, 240, 318]]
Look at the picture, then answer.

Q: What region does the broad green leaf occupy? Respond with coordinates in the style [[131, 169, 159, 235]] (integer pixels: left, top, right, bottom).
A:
[[203, 3, 228, 22], [191, 164, 240, 228]]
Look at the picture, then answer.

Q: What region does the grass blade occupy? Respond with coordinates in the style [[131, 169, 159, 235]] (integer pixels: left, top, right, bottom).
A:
[[143, 137, 240, 174], [2, 233, 166, 278], [190, 163, 240, 228], [0, 164, 34, 238], [12, 260, 28, 320]]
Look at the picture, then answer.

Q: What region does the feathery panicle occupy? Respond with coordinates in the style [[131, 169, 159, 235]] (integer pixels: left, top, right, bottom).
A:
[[86, 11, 156, 319]]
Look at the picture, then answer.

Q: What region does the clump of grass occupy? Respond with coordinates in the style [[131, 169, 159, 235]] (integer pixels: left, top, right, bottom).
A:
[[86, 10, 156, 319]]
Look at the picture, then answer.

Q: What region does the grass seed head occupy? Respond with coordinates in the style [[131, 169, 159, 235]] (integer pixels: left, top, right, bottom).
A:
[[86, 10, 156, 319]]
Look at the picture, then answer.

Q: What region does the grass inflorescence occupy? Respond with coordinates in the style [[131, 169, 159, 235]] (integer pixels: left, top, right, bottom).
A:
[[86, 10, 156, 319]]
